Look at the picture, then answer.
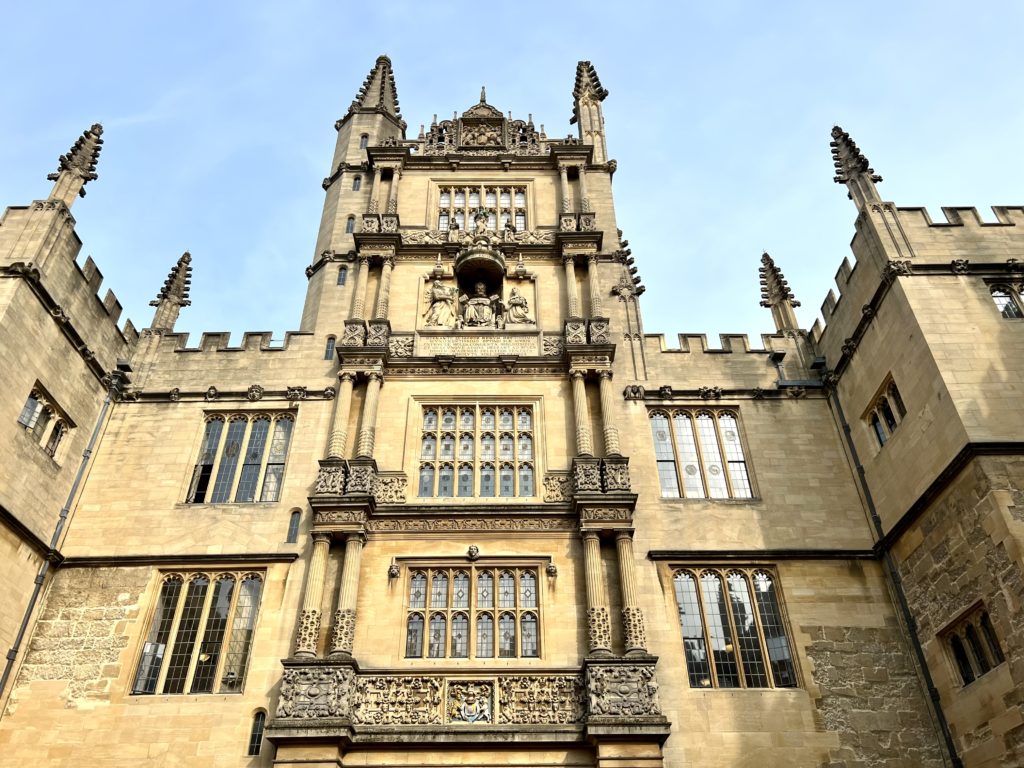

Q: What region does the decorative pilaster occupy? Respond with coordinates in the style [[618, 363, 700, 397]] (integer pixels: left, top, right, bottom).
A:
[[558, 164, 571, 213], [563, 254, 581, 318], [570, 369, 594, 457], [351, 255, 371, 321], [373, 256, 395, 320], [295, 533, 331, 657], [578, 165, 591, 212], [597, 370, 621, 456], [356, 371, 383, 459], [615, 531, 648, 655], [586, 253, 603, 317], [386, 169, 400, 214], [329, 533, 366, 656], [327, 372, 356, 458], [583, 531, 612, 656], [368, 166, 383, 214]]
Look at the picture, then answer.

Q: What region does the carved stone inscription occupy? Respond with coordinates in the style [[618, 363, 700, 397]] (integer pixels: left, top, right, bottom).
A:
[[417, 333, 539, 358]]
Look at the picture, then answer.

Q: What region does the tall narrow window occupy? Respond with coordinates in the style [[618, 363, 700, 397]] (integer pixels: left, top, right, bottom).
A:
[[352, 175, 361, 191], [211, 419, 247, 503], [234, 418, 270, 503], [870, 413, 887, 447], [981, 612, 1005, 665], [498, 612, 516, 657], [31, 407, 52, 441], [324, 336, 336, 360], [188, 418, 225, 503], [406, 613, 424, 657], [990, 285, 1024, 318], [359, 134, 369, 149], [248, 711, 266, 756], [944, 604, 1006, 686], [651, 410, 754, 499], [261, 417, 293, 502], [950, 635, 975, 685], [132, 575, 183, 694], [17, 393, 41, 428], [345, 216, 355, 233], [286, 510, 301, 543], [191, 575, 236, 693], [337, 266, 348, 285], [673, 572, 711, 688], [44, 421, 67, 458], [879, 398, 898, 432], [428, 614, 446, 657], [451, 613, 469, 658]]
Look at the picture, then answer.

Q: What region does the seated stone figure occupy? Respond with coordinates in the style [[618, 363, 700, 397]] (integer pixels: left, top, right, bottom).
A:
[[459, 282, 503, 328], [506, 287, 532, 324]]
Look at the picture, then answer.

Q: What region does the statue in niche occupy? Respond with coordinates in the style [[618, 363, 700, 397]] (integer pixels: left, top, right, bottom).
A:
[[505, 287, 533, 324], [423, 279, 458, 328], [459, 282, 504, 328]]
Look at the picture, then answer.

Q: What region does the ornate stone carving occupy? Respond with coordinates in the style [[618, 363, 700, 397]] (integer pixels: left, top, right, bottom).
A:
[[367, 517, 574, 532], [388, 563, 401, 579], [323, 386, 337, 400], [623, 384, 645, 400], [276, 665, 355, 719], [542, 335, 565, 357], [314, 465, 347, 495], [423, 278, 459, 329], [447, 681, 492, 723], [169, 387, 180, 402], [752, 387, 766, 399], [560, 214, 578, 232], [294, 608, 321, 656], [286, 386, 307, 401], [313, 509, 367, 524], [565, 319, 587, 346], [247, 384, 264, 401], [204, 386, 218, 402], [579, 212, 597, 231], [882, 259, 913, 281], [586, 663, 661, 717], [329, 608, 356, 654], [543, 473, 572, 502], [587, 606, 612, 653], [588, 318, 610, 344], [951, 258, 970, 274], [612, 277, 636, 301], [622, 607, 648, 652], [366, 321, 389, 347], [505, 287, 533, 324], [388, 336, 414, 357], [602, 459, 631, 491], [581, 507, 628, 522], [841, 338, 858, 356], [697, 386, 722, 401], [361, 214, 380, 232], [49, 305, 69, 323], [546, 563, 558, 577], [401, 230, 448, 246], [355, 676, 443, 725], [381, 214, 399, 232], [346, 464, 376, 494], [658, 385, 673, 399], [372, 474, 407, 503], [498, 676, 584, 724], [573, 460, 603, 492], [787, 386, 807, 399], [342, 320, 367, 347]]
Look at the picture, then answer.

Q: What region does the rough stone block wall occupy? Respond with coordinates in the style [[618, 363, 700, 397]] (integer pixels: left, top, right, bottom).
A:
[[803, 622, 944, 767], [894, 456, 1024, 766]]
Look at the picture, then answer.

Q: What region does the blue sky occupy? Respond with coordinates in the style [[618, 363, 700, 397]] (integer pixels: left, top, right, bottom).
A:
[[3, 1, 1023, 345]]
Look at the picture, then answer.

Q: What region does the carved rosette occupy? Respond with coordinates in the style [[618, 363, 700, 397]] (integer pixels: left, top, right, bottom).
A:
[[587, 606, 612, 654], [329, 608, 357, 654], [622, 607, 648, 653], [355, 676, 443, 725], [314, 465, 347, 495], [498, 676, 585, 724], [294, 609, 322, 656], [586, 663, 662, 718], [276, 666, 355, 719]]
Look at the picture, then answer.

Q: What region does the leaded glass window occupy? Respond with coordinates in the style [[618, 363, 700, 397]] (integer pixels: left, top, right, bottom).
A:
[[943, 604, 1007, 686], [436, 185, 527, 234], [649, 410, 754, 499], [187, 414, 293, 504]]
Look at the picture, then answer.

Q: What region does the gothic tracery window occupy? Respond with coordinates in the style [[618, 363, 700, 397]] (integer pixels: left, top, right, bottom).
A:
[[943, 605, 1006, 687], [649, 409, 753, 499], [989, 284, 1024, 319], [187, 414, 294, 504], [436, 185, 527, 232], [17, 386, 71, 460], [866, 379, 907, 449]]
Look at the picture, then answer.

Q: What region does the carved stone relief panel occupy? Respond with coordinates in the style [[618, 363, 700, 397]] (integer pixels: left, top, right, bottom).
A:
[[498, 676, 585, 724], [447, 680, 493, 723], [586, 663, 662, 718], [354, 675, 443, 725], [275, 666, 355, 719]]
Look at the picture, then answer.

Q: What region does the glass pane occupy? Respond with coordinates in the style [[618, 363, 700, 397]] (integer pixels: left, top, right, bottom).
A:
[[485, 191, 496, 207], [674, 572, 711, 688], [460, 409, 475, 429], [406, 614, 424, 657], [650, 414, 680, 498], [499, 613, 516, 657], [188, 419, 224, 503], [248, 712, 266, 756], [519, 571, 537, 608], [440, 434, 455, 459], [672, 414, 706, 498], [163, 576, 209, 694], [481, 409, 495, 429], [481, 434, 495, 460], [871, 414, 887, 447], [459, 434, 474, 459], [423, 409, 437, 430], [950, 635, 975, 685], [888, 384, 907, 418], [469, 190, 480, 207], [515, 212, 525, 230], [500, 191, 511, 207], [518, 409, 532, 429], [453, 572, 470, 609], [440, 191, 450, 206], [132, 576, 182, 694], [700, 572, 740, 688], [235, 418, 270, 503], [442, 409, 456, 430], [992, 288, 1024, 319], [409, 573, 427, 609], [428, 614, 446, 658], [695, 414, 729, 499], [219, 575, 262, 693], [752, 571, 797, 687], [451, 613, 469, 658], [455, 211, 464, 229], [190, 575, 235, 693], [726, 572, 769, 688], [431, 573, 449, 608], [981, 613, 1005, 664], [965, 625, 991, 674], [211, 420, 247, 503], [438, 213, 449, 230], [499, 465, 514, 497], [518, 465, 534, 497], [499, 571, 516, 608], [514, 191, 525, 207], [880, 398, 898, 432], [518, 435, 532, 459], [438, 465, 454, 497], [418, 465, 434, 497], [718, 414, 752, 499], [477, 572, 493, 608], [458, 465, 474, 497], [499, 434, 514, 459], [521, 613, 539, 657], [422, 435, 437, 459], [480, 464, 495, 497], [476, 613, 494, 657], [499, 409, 514, 429]]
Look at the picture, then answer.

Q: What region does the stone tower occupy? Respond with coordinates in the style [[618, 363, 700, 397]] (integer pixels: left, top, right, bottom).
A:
[[1, 57, 1022, 768]]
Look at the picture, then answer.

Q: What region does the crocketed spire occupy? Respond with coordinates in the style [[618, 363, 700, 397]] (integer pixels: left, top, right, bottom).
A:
[[830, 125, 882, 208], [759, 252, 800, 331], [46, 123, 104, 205], [148, 251, 193, 331], [347, 54, 404, 127], [570, 61, 609, 125]]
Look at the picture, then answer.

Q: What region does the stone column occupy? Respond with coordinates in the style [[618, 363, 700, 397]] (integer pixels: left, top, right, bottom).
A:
[[583, 531, 612, 656], [373, 257, 395, 320], [329, 533, 366, 656], [571, 369, 594, 457], [597, 370, 621, 456], [587, 253, 603, 316], [578, 164, 591, 212], [615, 531, 648, 655], [294, 532, 331, 657], [386, 169, 400, 214], [563, 255, 581, 318], [351, 255, 371, 321], [368, 166, 383, 213], [558, 164, 571, 213], [326, 372, 356, 459], [356, 371, 383, 459]]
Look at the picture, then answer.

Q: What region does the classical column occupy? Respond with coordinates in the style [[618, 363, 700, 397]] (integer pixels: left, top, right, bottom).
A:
[[294, 532, 331, 657], [373, 256, 395, 320], [578, 164, 591, 212], [615, 531, 648, 654], [587, 253, 603, 316], [368, 166, 383, 213], [351, 255, 371, 321], [597, 370, 621, 456], [329, 533, 366, 656], [564, 255, 581, 318], [558, 164, 571, 213], [571, 369, 594, 457], [356, 371, 383, 459], [326, 372, 356, 459], [386, 169, 400, 214], [583, 531, 612, 656]]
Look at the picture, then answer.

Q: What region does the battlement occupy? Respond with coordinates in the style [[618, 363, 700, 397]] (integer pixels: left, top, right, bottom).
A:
[[644, 332, 795, 355], [153, 329, 316, 354]]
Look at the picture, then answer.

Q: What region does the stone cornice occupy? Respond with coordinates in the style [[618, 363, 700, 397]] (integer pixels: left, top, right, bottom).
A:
[[0, 504, 55, 561], [647, 548, 876, 562], [59, 552, 300, 568]]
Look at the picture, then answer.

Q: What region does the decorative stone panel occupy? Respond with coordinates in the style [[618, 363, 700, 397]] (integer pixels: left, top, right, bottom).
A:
[[585, 660, 662, 718], [498, 676, 585, 724], [447, 680, 493, 723], [276, 666, 355, 719], [341, 319, 367, 347]]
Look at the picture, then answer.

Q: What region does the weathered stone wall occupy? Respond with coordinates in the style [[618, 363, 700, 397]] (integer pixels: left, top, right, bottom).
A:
[[803, 622, 944, 767], [893, 455, 1024, 766]]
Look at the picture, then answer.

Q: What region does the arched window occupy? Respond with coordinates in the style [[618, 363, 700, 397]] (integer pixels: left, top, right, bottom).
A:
[[247, 710, 266, 756], [990, 285, 1024, 318], [32, 407, 52, 440], [476, 613, 494, 657], [726, 571, 769, 688], [518, 464, 534, 497], [17, 392, 41, 428], [187, 417, 225, 504], [477, 571, 494, 608], [965, 624, 991, 674], [521, 612, 538, 657], [879, 397, 898, 432], [699, 571, 740, 688], [431, 572, 449, 607], [751, 570, 797, 687], [498, 612, 516, 657], [481, 434, 495, 460], [950, 635, 975, 685], [981, 612, 1005, 664], [499, 571, 516, 608], [673, 571, 711, 688], [499, 433, 514, 459], [423, 409, 438, 430], [870, 413, 887, 447], [44, 420, 67, 458], [438, 464, 454, 497], [451, 612, 469, 658], [418, 464, 434, 497], [359, 134, 369, 149], [337, 266, 347, 285], [345, 216, 355, 234], [421, 434, 437, 459], [457, 463, 474, 497], [352, 175, 361, 191], [428, 613, 446, 657], [480, 463, 495, 497], [459, 433, 474, 459], [499, 463, 515, 497], [518, 434, 532, 459], [406, 613, 424, 657], [453, 572, 470, 609], [888, 383, 906, 418], [440, 433, 455, 459], [324, 336, 336, 361], [650, 412, 680, 498], [519, 571, 537, 608], [409, 572, 427, 609], [441, 408, 456, 430], [286, 510, 301, 543]]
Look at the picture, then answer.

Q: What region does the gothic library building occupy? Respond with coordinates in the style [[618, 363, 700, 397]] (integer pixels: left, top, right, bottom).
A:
[[1, 57, 1022, 768]]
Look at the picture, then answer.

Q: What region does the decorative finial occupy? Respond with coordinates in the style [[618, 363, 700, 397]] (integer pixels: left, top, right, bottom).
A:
[[343, 54, 405, 130], [480, 86, 487, 103], [759, 252, 801, 331], [148, 251, 193, 332], [46, 123, 104, 204], [830, 125, 882, 186]]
